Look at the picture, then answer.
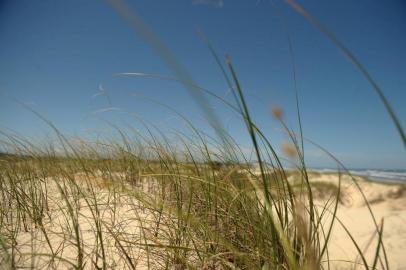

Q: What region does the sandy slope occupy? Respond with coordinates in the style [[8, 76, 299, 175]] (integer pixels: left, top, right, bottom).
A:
[[307, 173, 406, 270], [10, 174, 159, 269], [6, 171, 406, 269]]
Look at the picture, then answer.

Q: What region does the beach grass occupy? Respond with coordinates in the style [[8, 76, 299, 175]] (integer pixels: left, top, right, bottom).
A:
[[0, 79, 392, 269]]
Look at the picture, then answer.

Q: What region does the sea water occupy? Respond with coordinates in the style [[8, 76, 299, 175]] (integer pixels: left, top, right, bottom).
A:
[[312, 168, 406, 184]]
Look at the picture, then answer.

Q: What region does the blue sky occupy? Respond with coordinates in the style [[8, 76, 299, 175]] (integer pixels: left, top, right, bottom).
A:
[[0, 0, 405, 169]]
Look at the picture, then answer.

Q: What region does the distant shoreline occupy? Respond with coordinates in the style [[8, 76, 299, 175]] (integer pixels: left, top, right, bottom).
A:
[[307, 168, 406, 184]]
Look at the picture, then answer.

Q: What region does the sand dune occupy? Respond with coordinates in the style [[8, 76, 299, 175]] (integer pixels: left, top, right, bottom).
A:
[[307, 173, 406, 270], [6, 171, 406, 269]]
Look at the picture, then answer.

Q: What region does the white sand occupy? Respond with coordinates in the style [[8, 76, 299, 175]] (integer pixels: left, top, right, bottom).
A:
[[307, 173, 406, 270], [10, 174, 159, 269]]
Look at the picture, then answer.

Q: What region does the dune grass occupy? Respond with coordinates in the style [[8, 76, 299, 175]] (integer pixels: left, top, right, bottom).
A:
[[0, 78, 391, 269]]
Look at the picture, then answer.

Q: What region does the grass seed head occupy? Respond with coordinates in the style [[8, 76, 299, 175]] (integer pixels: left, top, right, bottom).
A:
[[281, 142, 297, 158], [271, 106, 284, 120]]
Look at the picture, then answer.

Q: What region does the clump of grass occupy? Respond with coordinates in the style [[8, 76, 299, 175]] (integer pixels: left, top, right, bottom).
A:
[[0, 77, 391, 269]]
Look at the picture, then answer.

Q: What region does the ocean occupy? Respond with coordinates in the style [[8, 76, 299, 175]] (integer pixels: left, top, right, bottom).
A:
[[311, 168, 406, 184]]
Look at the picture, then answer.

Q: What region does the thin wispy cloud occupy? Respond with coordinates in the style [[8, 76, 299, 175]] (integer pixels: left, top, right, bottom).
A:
[[92, 83, 113, 107], [192, 0, 224, 8]]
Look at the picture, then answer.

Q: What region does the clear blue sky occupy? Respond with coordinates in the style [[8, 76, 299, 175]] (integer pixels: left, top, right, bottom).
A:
[[0, 0, 405, 169]]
